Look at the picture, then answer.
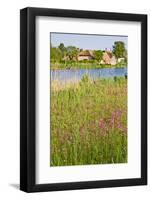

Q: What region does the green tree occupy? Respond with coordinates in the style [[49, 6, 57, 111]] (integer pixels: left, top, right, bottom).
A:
[[123, 49, 128, 63], [58, 43, 66, 57], [50, 47, 62, 62], [94, 50, 103, 62], [66, 46, 78, 60], [113, 41, 126, 58]]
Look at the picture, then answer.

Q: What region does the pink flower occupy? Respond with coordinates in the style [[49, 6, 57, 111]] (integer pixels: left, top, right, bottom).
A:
[[98, 109, 127, 134], [99, 119, 105, 129]]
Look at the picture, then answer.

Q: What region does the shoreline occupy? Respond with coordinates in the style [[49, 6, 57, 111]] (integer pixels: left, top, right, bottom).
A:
[[51, 66, 127, 71], [51, 76, 127, 91]]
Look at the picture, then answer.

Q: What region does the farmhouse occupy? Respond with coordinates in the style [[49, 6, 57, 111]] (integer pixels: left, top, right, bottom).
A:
[[77, 50, 94, 61], [100, 51, 117, 65]]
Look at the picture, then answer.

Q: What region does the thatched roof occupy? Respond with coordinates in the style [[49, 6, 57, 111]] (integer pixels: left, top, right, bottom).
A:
[[78, 50, 93, 57]]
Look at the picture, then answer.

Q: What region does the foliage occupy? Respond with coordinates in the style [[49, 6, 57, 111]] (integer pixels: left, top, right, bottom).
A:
[[58, 43, 66, 57], [50, 62, 126, 70], [112, 41, 127, 58], [66, 46, 78, 60], [50, 47, 62, 62], [80, 74, 90, 85], [94, 50, 103, 62]]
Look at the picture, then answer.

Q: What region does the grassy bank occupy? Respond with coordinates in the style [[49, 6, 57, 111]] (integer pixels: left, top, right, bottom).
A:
[[51, 62, 127, 70], [50, 77, 127, 166]]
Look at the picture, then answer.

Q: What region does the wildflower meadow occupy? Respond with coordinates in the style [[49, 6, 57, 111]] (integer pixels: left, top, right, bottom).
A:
[[50, 77, 127, 166]]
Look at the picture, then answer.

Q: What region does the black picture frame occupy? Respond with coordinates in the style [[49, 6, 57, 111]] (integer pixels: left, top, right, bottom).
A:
[[20, 7, 147, 193]]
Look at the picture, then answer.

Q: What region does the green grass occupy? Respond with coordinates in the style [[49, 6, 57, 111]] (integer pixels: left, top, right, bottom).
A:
[[50, 77, 127, 166], [51, 62, 127, 70]]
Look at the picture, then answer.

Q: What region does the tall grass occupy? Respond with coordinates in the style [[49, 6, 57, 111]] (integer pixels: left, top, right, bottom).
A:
[[50, 76, 127, 166]]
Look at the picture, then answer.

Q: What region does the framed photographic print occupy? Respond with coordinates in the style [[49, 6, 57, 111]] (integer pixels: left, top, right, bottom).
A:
[[20, 7, 147, 192]]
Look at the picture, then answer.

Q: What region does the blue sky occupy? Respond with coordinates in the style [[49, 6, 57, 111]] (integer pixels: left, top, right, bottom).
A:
[[50, 33, 128, 50]]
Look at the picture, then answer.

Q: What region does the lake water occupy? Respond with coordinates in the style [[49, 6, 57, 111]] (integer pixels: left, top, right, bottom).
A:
[[51, 68, 127, 83]]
